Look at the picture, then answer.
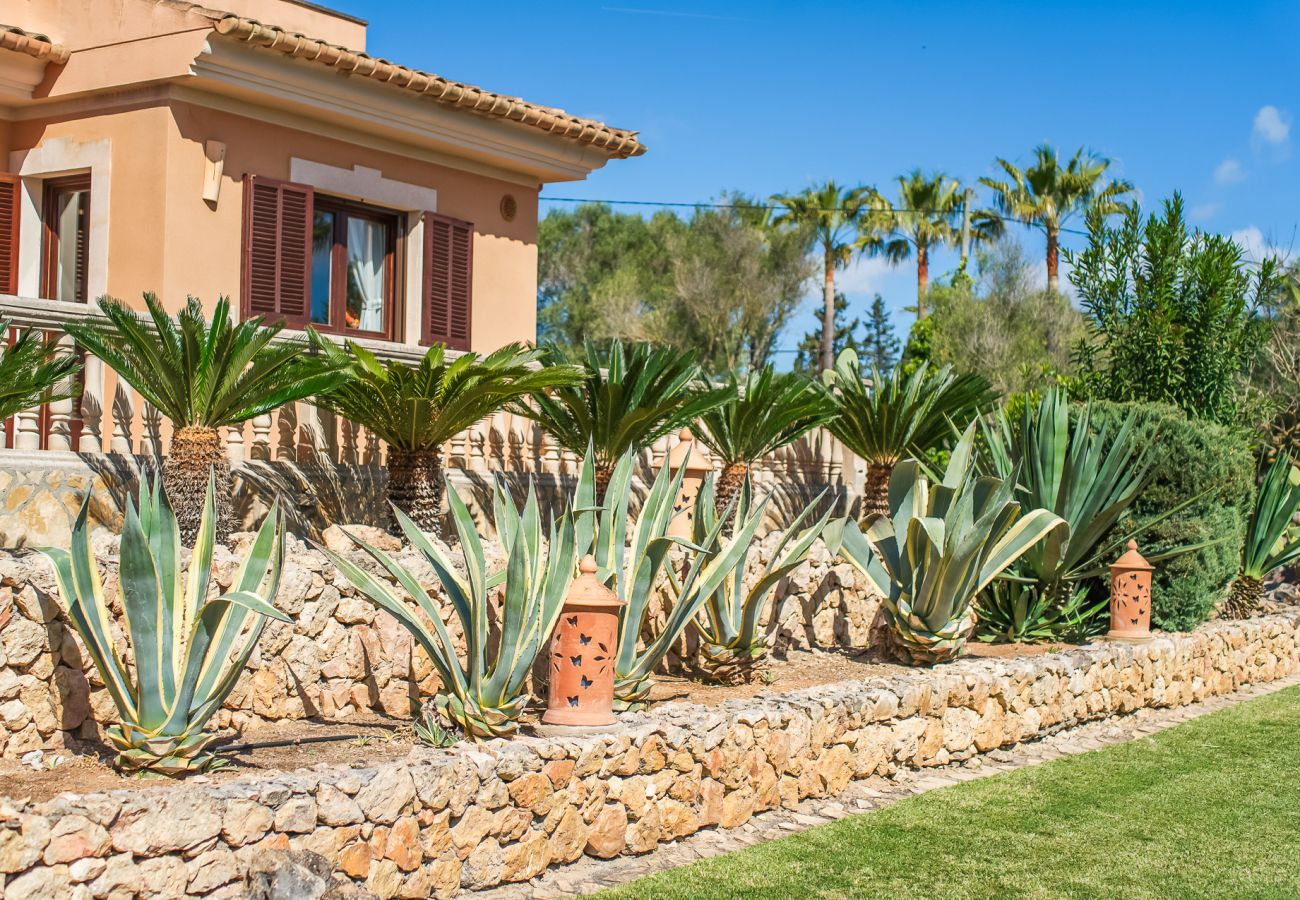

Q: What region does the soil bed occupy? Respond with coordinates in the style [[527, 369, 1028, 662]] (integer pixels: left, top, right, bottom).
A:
[[0, 641, 1082, 803]]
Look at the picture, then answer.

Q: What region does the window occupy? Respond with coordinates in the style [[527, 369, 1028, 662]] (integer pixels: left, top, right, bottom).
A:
[[0, 174, 19, 295], [41, 175, 91, 303], [310, 197, 399, 339], [422, 212, 473, 350]]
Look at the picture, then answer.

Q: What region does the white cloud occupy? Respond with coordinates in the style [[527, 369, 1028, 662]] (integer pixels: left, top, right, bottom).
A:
[[1252, 105, 1292, 159], [1231, 225, 1294, 263], [1189, 201, 1221, 222], [835, 254, 893, 295], [1213, 158, 1245, 185]]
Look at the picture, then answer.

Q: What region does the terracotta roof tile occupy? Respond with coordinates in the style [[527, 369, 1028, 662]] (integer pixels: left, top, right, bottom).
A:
[[0, 25, 71, 65], [188, 5, 646, 159]]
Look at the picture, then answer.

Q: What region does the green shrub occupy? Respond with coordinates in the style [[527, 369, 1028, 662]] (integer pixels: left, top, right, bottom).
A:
[[1088, 401, 1255, 630]]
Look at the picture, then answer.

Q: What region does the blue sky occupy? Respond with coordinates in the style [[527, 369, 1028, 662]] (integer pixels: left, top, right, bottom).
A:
[[352, 1, 1298, 352]]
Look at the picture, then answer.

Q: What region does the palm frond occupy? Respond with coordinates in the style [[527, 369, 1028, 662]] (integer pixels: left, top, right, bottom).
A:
[[0, 320, 81, 422], [695, 365, 836, 465]]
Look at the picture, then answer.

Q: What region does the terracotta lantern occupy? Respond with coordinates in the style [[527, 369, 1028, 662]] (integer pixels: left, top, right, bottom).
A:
[[1107, 539, 1154, 641], [542, 556, 624, 728], [666, 427, 711, 539]]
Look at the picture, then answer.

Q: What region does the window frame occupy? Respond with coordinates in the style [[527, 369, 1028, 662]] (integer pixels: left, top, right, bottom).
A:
[[310, 195, 402, 342], [40, 174, 92, 304]]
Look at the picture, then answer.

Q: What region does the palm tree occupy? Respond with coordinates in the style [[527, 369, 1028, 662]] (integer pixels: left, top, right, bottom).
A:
[[64, 295, 347, 542], [512, 339, 730, 499], [0, 320, 80, 423], [695, 365, 837, 520], [822, 349, 997, 520], [771, 182, 873, 371], [861, 171, 1002, 318], [981, 145, 1134, 293], [308, 336, 582, 537]]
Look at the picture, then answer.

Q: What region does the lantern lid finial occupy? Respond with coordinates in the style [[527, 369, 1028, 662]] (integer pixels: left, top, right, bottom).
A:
[[1113, 539, 1153, 572], [567, 554, 623, 608], [579, 554, 598, 575], [667, 426, 710, 472]]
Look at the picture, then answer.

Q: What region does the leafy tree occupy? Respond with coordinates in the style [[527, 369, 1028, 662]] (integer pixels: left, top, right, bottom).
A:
[[307, 337, 582, 537], [981, 145, 1134, 293], [65, 295, 347, 542], [792, 293, 865, 375], [863, 294, 901, 375], [927, 237, 1086, 395], [1069, 194, 1279, 425], [536, 203, 672, 352], [898, 315, 935, 378], [771, 182, 874, 371], [861, 171, 1000, 318]]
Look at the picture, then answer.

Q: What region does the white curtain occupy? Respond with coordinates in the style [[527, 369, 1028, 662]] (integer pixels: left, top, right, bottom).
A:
[[347, 218, 385, 332]]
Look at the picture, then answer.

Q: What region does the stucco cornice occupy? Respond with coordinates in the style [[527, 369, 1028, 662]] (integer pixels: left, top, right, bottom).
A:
[[207, 15, 646, 160]]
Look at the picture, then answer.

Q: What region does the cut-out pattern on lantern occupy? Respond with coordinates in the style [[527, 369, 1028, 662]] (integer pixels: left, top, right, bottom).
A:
[[542, 556, 623, 727], [667, 428, 711, 539], [1107, 539, 1154, 642]]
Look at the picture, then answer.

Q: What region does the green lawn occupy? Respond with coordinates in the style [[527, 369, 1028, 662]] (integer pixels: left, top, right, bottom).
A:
[[601, 685, 1300, 899]]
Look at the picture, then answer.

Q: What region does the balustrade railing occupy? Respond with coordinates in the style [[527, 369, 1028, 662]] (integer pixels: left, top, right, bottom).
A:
[[0, 294, 850, 491]]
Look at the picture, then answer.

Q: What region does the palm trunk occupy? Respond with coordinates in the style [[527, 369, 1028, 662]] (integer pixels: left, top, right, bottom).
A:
[[163, 425, 232, 545], [1046, 227, 1060, 293], [862, 462, 893, 522], [594, 465, 614, 506], [1222, 575, 1264, 620], [916, 244, 929, 319], [821, 254, 836, 372], [386, 447, 445, 538], [714, 462, 749, 535]]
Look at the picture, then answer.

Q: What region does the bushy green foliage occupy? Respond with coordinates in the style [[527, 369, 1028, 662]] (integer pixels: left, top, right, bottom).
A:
[[1070, 195, 1280, 426], [927, 238, 1086, 395], [1088, 401, 1256, 630]]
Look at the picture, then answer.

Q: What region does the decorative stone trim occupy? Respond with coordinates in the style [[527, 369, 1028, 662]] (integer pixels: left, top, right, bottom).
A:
[[1, 612, 1297, 899]]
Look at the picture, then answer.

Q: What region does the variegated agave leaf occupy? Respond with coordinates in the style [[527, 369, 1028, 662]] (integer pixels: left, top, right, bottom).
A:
[[39, 473, 288, 776], [831, 424, 1065, 665], [320, 478, 577, 741]]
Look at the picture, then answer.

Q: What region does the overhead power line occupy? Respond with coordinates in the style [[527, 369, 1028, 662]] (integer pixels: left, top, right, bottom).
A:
[[538, 195, 1093, 236]]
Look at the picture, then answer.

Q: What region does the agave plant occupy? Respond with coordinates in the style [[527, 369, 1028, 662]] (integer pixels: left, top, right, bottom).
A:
[[573, 447, 767, 708], [64, 295, 347, 542], [826, 424, 1065, 664], [0, 318, 81, 422], [513, 339, 730, 499], [822, 348, 997, 521], [690, 477, 831, 684], [39, 477, 288, 776], [307, 335, 582, 536], [1223, 456, 1300, 618], [319, 480, 576, 740], [694, 365, 837, 522]]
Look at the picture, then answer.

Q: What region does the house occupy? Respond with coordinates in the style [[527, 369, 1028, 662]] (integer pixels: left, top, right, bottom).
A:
[[0, 0, 646, 542]]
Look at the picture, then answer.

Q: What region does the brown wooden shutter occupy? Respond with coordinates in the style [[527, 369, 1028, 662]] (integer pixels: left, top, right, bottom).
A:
[[421, 212, 473, 350], [0, 174, 20, 295], [241, 175, 313, 326]]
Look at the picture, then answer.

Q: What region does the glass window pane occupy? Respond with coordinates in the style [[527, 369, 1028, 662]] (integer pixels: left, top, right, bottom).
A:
[[345, 217, 387, 332], [54, 189, 88, 303], [310, 210, 334, 325]]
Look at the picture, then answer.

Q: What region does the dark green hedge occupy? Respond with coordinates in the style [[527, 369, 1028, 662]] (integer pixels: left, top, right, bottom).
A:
[[1089, 401, 1255, 630]]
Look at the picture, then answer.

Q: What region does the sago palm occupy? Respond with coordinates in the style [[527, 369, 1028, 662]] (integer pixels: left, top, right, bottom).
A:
[[771, 182, 874, 371], [694, 365, 837, 520], [860, 171, 1001, 319], [823, 348, 997, 521], [512, 339, 729, 499], [0, 318, 81, 422], [981, 145, 1133, 292], [64, 295, 346, 542], [308, 335, 582, 536]]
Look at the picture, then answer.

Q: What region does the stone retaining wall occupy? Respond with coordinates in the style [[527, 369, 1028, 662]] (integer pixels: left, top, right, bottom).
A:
[[0, 532, 874, 759], [2, 612, 1298, 899]]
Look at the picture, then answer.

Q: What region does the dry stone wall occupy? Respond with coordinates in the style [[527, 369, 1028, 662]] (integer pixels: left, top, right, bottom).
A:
[[0, 531, 875, 759], [1, 612, 1298, 899]]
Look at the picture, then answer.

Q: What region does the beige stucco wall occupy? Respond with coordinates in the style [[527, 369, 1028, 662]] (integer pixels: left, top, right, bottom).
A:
[[6, 97, 539, 351]]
